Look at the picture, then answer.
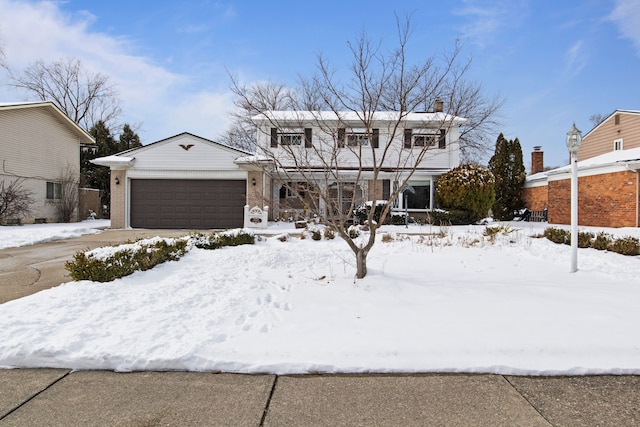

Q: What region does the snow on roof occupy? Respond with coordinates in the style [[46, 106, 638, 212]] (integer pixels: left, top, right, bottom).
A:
[[90, 155, 135, 167], [252, 110, 466, 125], [528, 148, 640, 182]]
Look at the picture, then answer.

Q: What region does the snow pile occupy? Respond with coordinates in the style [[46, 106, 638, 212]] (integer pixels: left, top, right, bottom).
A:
[[0, 220, 110, 249], [1, 222, 639, 375]]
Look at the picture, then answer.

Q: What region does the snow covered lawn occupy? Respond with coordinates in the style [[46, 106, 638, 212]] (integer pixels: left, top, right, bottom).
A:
[[1, 221, 639, 375], [0, 219, 110, 249]]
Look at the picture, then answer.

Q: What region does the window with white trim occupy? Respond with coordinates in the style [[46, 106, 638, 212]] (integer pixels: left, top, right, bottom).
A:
[[413, 134, 436, 147], [46, 182, 61, 200], [280, 133, 303, 146], [614, 138, 623, 151], [347, 132, 369, 146]]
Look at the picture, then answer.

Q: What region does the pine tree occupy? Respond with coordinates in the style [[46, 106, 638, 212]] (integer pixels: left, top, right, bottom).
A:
[[488, 133, 526, 220], [80, 122, 143, 216], [118, 123, 142, 151]]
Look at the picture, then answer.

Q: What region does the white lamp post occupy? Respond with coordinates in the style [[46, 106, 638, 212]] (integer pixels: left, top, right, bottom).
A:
[[566, 123, 583, 272]]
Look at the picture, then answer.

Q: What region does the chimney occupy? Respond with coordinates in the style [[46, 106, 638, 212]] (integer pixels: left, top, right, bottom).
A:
[[531, 146, 544, 174], [434, 99, 443, 113]]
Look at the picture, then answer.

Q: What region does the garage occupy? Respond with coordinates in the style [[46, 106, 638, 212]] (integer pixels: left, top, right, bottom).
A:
[[130, 179, 246, 229], [91, 133, 253, 229]]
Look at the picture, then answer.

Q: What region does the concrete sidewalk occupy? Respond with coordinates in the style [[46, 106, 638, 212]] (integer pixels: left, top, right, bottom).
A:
[[1, 229, 639, 426], [1, 369, 639, 426]]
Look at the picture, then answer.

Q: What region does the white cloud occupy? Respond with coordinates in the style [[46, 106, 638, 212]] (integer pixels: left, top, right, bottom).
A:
[[452, 0, 528, 48], [0, 0, 234, 143], [610, 0, 640, 55], [564, 40, 588, 77]]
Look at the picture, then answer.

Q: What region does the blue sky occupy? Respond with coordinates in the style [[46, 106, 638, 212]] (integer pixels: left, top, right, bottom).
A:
[[1, 0, 639, 170]]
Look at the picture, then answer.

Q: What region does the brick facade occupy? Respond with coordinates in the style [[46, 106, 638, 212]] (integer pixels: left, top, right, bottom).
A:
[[110, 170, 126, 228], [547, 171, 639, 227], [521, 186, 548, 211]]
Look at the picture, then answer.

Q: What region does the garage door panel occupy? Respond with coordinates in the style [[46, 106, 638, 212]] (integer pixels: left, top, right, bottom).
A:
[[130, 179, 246, 229]]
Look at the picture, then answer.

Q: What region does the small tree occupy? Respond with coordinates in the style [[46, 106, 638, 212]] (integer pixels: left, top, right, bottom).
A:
[[55, 166, 79, 222], [233, 16, 501, 278], [488, 133, 525, 220], [0, 179, 34, 223], [435, 164, 495, 223]]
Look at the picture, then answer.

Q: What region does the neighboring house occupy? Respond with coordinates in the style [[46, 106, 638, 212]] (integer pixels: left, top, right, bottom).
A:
[[0, 101, 95, 224], [522, 110, 640, 227], [92, 133, 253, 229], [240, 109, 465, 221]]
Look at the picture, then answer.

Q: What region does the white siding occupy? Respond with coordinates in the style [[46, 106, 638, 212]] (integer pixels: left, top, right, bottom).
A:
[[256, 124, 460, 171], [128, 134, 245, 172]]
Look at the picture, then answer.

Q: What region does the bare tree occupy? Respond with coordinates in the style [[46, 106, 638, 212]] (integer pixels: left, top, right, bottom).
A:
[[234, 16, 501, 278], [220, 80, 296, 152], [0, 179, 34, 224], [54, 166, 79, 222], [8, 57, 122, 130], [589, 113, 606, 129]]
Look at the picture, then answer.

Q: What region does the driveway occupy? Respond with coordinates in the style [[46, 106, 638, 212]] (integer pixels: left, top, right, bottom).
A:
[[0, 229, 189, 304]]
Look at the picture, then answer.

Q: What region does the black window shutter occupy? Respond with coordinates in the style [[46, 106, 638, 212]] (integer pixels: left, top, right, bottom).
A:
[[270, 128, 278, 148], [337, 128, 345, 148], [404, 129, 412, 148], [438, 129, 446, 149], [372, 128, 379, 148], [383, 179, 390, 200], [305, 128, 312, 148]]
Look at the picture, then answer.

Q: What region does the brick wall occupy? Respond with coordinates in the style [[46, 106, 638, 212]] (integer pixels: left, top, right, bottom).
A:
[[110, 170, 126, 228], [548, 170, 638, 227], [521, 186, 548, 211]]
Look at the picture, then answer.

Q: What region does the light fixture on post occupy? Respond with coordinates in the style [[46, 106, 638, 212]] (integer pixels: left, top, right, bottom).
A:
[[114, 176, 120, 185], [566, 123, 583, 273]]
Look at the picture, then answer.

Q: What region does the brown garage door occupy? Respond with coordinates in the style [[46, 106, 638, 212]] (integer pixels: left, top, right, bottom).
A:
[[130, 179, 246, 229]]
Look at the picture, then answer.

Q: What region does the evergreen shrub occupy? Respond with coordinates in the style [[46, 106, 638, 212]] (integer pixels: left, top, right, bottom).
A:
[[65, 238, 187, 282], [435, 164, 495, 223]]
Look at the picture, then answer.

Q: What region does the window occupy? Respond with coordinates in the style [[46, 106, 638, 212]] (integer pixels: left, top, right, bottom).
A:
[[413, 134, 436, 147], [404, 129, 445, 149], [338, 128, 379, 148], [347, 133, 369, 146], [271, 128, 312, 147], [280, 181, 307, 199], [404, 184, 431, 210], [280, 133, 303, 146], [46, 182, 61, 200], [614, 138, 623, 151]]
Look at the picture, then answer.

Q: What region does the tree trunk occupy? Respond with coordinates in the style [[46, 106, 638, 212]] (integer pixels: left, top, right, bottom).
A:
[[356, 248, 368, 279]]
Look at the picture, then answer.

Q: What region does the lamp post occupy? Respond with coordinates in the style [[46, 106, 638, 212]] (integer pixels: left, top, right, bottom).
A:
[[566, 123, 583, 272]]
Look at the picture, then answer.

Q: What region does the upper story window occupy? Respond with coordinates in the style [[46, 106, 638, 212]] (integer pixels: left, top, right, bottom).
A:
[[347, 133, 369, 146], [338, 128, 379, 148], [413, 134, 436, 147], [46, 182, 61, 200], [614, 138, 623, 151], [404, 129, 446, 149], [270, 128, 312, 148], [280, 133, 303, 146]]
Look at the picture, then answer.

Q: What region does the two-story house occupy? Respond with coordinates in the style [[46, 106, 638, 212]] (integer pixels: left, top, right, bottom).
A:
[[93, 107, 465, 229], [0, 101, 95, 224], [240, 108, 466, 222], [522, 110, 640, 228]]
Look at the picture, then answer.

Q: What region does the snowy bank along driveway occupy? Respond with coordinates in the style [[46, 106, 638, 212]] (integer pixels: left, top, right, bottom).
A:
[[1, 223, 639, 375]]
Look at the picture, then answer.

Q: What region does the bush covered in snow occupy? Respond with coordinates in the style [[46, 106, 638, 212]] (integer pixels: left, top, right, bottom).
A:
[[435, 164, 495, 224], [353, 201, 387, 225], [543, 227, 640, 256], [192, 230, 255, 249], [66, 238, 188, 282]]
